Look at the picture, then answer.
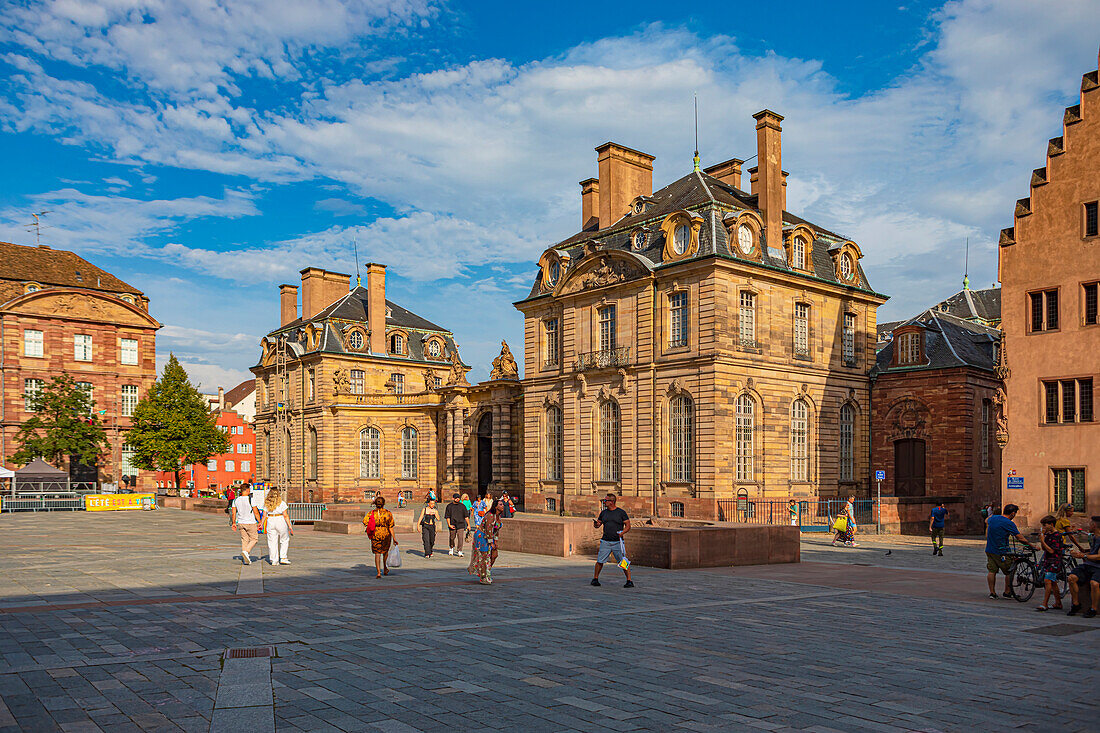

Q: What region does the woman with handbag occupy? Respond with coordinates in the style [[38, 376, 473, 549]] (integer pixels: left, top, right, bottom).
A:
[[263, 488, 293, 565], [468, 499, 505, 584], [416, 499, 440, 558], [832, 495, 859, 547], [363, 495, 396, 578]]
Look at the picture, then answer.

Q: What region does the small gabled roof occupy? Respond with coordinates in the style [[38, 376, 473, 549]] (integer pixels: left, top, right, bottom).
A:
[[224, 379, 256, 407], [874, 309, 1001, 375], [931, 287, 1001, 324]]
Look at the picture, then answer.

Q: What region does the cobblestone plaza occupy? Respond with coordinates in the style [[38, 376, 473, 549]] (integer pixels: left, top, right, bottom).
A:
[[0, 510, 1096, 732]]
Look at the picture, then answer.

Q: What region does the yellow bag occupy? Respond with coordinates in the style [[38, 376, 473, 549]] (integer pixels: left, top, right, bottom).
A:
[[832, 516, 848, 533]]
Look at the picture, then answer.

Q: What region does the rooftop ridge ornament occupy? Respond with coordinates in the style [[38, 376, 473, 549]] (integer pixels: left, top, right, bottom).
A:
[[692, 93, 701, 172]]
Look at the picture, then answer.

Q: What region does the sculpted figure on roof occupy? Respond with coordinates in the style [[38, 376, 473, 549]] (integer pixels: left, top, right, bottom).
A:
[[489, 340, 519, 381]]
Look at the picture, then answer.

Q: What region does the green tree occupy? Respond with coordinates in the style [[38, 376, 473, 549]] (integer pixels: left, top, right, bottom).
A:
[[125, 354, 230, 489], [9, 373, 107, 470]]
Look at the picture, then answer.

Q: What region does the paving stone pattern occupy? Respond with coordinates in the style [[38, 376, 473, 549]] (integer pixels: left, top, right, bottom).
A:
[[0, 509, 1096, 732]]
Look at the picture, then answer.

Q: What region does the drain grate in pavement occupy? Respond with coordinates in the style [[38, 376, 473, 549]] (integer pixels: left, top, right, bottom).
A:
[[225, 647, 273, 659], [1023, 624, 1095, 637]]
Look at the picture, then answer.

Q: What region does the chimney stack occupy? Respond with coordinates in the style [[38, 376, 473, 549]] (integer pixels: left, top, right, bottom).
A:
[[595, 142, 655, 228], [299, 268, 350, 320], [703, 158, 744, 190], [580, 178, 600, 230], [217, 386, 225, 410], [365, 263, 387, 355], [279, 284, 298, 325], [753, 109, 785, 253]]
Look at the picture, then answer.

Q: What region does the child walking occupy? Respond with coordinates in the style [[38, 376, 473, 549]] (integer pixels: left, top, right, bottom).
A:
[[1036, 514, 1066, 611]]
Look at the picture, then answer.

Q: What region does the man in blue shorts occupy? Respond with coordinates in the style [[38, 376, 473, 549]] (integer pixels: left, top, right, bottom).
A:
[[929, 501, 947, 556], [985, 504, 1035, 599], [591, 493, 634, 588]]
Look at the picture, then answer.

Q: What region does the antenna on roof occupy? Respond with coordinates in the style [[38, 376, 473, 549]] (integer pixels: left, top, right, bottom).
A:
[[26, 211, 50, 245], [692, 94, 701, 172], [353, 236, 361, 287], [963, 237, 970, 290]]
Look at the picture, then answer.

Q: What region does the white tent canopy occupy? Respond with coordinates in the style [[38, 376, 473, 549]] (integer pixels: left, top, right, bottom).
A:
[[0, 467, 14, 479]]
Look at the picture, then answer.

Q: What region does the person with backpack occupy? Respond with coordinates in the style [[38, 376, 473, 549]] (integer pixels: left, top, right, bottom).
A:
[[363, 495, 396, 578]]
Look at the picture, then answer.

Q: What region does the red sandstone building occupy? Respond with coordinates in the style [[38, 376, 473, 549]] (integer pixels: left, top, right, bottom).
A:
[[998, 50, 1099, 527], [871, 287, 1003, 533], [155, 408, 255, 493], [0, 242, 160, 487]]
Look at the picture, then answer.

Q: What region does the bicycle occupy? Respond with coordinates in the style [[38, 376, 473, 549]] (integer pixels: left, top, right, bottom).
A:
[[1007, 536, 1041, 602]]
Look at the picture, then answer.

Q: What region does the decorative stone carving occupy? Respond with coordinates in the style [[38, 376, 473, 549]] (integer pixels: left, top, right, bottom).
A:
[[667, 379, 689, 397], [423, 369, 437, 392], [890, 398, 929, 439], [489, 340, 519, 380], [575, 374, 587, 398], [445, 349, 470, 386], [332, 368, 350, 395], [559, 256, 645, 294], [993, 387, 1009, 448], [994, 335, 1011, 380]]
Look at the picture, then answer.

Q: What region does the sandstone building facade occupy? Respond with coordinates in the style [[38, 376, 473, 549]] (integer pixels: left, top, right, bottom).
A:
[[871, 288, 1003, 532], [998, 51, 1100, 526], [251, 266, 522, 503], [0, 241, 160, 487], [515, 111, 888, 519]]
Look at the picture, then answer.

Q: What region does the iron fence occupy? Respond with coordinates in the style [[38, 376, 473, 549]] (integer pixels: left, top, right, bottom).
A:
[[1, 497, 85, 512], [576, 347, 630, 371], [717, 497, 878, 532], [287, 503, 326, 522]]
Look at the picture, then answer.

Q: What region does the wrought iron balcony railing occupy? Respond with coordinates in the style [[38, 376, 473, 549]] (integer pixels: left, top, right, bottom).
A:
[[668, 337, 689, 349], [576, 346, 630, 371]]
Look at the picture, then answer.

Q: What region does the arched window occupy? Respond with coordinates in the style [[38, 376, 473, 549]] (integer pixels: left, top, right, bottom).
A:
[[360, 427, 380, 478], [545, 405, 563, 481], [284, 428, 292, 483], [265, 432, 272, 478], [735, 395, 755, 481], [390, 333, 404, 354], [308, 427, 318, 480], [401, 426, 418, 479], [792, 236, 806, 269], [839, 404, 854, 482], [790, 399, 809, 481], [599, 401, 621, 482], [427, 340, 441, 358], [669, 395, 694, 482]]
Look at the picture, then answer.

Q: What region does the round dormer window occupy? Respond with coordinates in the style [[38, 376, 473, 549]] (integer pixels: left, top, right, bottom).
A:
[[632, 230, 647, 250], [27, 285, 40, 293], [737, 224, 754, 255], [840, 254, 854, 280], [428, 340, 441, 357], [547, 260, 560, 286], [672, 224, 690, 255], [348, 331, 363, 350]]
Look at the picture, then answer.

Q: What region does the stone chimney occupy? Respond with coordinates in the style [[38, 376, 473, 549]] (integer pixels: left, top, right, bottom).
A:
[[595, 142, 655, 228], [753, 109, 785, 253], [300, 268, 350, 320], [365, 263, 387, 355], [217, 386, 225, 410], [703, 158, 744, 189], [321, 270, 350, 309], [279, 284, 298, 325], [580, 178, 600, 230]]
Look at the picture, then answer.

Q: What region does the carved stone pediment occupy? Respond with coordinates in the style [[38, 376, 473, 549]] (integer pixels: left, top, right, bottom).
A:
[[557, 254, 647, 295], [9, 290, 158, 328], [887, 397, 929, 439]]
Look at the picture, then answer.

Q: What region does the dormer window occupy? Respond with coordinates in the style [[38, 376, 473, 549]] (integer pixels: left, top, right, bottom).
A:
[[632, 229, 648, 250], [737, 224, 754, 255], [390, 333, 405, 354], [672, 224, 690, 255], [791, 237, 806, 270], [547, 260, 560, 287], [25, 284, 40, 294], [348, 331, 363, 350], [75, 270, 83, 282], [427, 340, 442, 358], [839, 254, 853, 280], [896, 331, 922, 365]]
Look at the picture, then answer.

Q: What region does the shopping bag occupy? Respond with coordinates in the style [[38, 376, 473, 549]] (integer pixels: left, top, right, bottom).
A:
[[617, 538, 630, 570], [387, 541, 402, 568], [832, 516, 848, 533]]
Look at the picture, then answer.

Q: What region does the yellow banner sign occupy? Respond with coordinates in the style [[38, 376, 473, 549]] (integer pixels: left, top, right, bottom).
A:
[[84, 493, 156, 511]]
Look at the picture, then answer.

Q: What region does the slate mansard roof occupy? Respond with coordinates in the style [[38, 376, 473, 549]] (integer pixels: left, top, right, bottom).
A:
[[519, 169, 882, 301], [873, 309, 1001, 376], [258, 285, 462, 367], [876, 287, 1001, 345]]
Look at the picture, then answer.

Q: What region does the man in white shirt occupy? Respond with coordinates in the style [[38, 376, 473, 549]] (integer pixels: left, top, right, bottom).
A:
[[230, 483, 261, 565]]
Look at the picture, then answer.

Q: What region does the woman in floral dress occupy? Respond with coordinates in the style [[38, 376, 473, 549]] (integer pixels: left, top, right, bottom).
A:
[[468, 499, 504, 584], [363, 495, 396, 578]]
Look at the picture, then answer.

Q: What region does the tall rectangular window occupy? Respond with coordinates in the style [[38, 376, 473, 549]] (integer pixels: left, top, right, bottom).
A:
[[74, 334, 92, 361], [790, 399, 809, 481], [739, 292, 755, 345], [544, 318, 559, 366], [669, 292, 688, 347], [842, 312, 856, 364], [120, 338, 138, 365], [598, 305, 616, 351], [735, 396, 754, 481], [1053, 468, 1087, 512], [391, 373, 404, 394], [24, 329, 43, 357], [1079, 378, 1093, 422], [1061, 380, 1077, 423], [1044, 381, 1060, 423], [77, 381, 94, 415], [1030, 289, 1058, 331], [121, 384, 138, 417], [308, 369, 315, 401], [1085, 282, 1098, 326], [308, 428, 317, 480], [980, 400, 992, 470], [225, 460, 235, 472], [545, 406, 563, 481], [350, 370, 364, 394], [207, 459, 217, 471], [24, 378, 44, 411], [839, 404, 854, 482], [1086, 201, 1099, 237], [241, 460, 251, 473], [120, 444, 137, 477], [897, 332, 922, 365], [793, 303, 810, 356], [401, 427, 418, 479]]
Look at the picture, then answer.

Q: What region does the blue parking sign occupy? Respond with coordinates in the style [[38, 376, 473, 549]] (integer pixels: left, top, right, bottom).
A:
[[875, 470, 885, 481]]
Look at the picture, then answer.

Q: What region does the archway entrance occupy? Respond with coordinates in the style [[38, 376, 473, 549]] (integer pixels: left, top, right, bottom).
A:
[[477, 413, 493, 498], [894, 438, 926, 497]]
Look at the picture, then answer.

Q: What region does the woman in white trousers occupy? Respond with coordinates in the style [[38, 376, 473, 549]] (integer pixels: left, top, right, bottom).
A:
[[263, 488, 293, 565]]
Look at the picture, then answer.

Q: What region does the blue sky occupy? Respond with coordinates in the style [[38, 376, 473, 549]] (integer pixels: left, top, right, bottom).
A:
[[1, 0, 1097, 389]]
